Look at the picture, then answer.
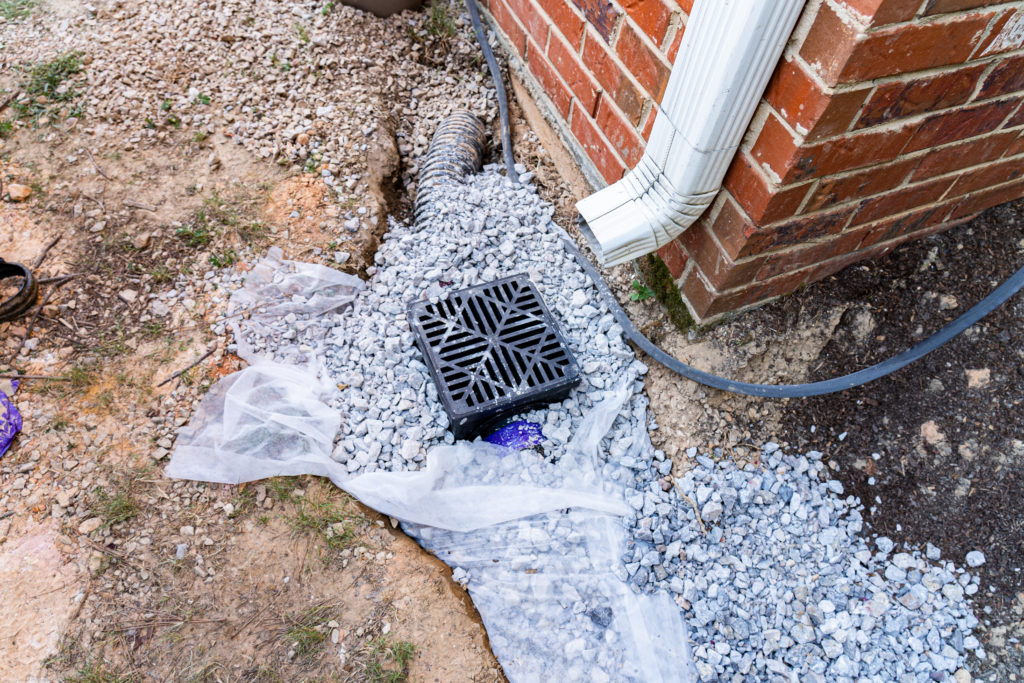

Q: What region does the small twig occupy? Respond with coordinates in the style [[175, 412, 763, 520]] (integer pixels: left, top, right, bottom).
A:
[[156, 347, 215, 387], [0, 90, 19, 112], [123, 200, 156, 212], [80, 193, 104, 211], [85, 148, 111, 181], [0, 511, 14, 521], [31, 235, 62, 269], [671, 477, 707, 535], [37, 274, 75, 286], [0, 374, 71, 381], [79, 535, 142, 569]]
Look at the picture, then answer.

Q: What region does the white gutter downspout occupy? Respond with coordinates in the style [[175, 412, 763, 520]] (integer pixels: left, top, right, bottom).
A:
[[576, 0, 807, 267]]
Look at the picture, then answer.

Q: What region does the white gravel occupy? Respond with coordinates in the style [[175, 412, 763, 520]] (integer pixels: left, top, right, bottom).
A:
[[223, 167, 986, 682]]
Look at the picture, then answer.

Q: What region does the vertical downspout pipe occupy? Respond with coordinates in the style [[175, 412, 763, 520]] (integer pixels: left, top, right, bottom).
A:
[[576, 0, 806, 267]]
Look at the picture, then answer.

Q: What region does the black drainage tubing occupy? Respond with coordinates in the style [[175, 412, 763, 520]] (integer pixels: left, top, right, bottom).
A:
[[560, 227, 1024, 398], [415, 110, 487, 220], [0, 259, 39, 323], [461, 13, 1024, 398], [465, 0, 519, 184]]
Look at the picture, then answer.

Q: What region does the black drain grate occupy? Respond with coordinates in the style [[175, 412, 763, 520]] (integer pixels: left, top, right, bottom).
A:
[[408, 274, 581, 439]]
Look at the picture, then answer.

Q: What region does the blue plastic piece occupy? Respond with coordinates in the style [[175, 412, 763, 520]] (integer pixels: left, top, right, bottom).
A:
[[485, 420, 544, 450], [0, 379, 21, 459]]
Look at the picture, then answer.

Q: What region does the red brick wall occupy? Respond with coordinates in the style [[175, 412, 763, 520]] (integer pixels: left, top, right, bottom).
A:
[[484, 0, 1024, 320]]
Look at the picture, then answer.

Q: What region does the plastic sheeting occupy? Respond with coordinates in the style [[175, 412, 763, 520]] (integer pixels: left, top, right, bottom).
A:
[[166, 249, 696, 682]]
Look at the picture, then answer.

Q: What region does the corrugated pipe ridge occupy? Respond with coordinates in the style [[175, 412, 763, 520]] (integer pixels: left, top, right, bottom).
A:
[[415, 110, 487, 220], [576, 0, 806, 267]]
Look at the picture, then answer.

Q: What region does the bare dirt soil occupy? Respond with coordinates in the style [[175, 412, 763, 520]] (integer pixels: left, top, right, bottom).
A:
[[2, 0, 1021, 681]]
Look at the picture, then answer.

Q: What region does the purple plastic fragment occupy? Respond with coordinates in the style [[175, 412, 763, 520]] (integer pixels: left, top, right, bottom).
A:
[[0, 379, 21, 459], [484, 420, 544, 450]]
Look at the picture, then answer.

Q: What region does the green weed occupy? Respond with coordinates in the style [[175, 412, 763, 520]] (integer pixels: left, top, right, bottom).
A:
[[295, 23, 310, 44], [208, 249, 237, 268], [280, 604, 336, 660], [0, 0, 36, 22], [630, 279, 655, 302], [13, 52, 83, 123], [0, 119, 13, 138], [90, 482, 138, 528], [365, 636, 417, 683], [193, 92, 211, 105], [291, 492, 357, 551], [425, 0, 455, 39]]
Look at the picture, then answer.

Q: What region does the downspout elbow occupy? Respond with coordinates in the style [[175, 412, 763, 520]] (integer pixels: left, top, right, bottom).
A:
[[576, 0, 806, 267]]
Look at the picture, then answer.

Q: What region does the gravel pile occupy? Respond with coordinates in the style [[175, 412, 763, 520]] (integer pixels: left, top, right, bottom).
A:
[[625, 444, 984, 681], [229, 165, 643, 474], [224, 167, 986, 681], [3, 0, 497, 233]]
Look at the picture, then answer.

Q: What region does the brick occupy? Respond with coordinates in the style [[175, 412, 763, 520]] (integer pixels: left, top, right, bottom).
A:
[[836, 13, 993, 84], [507, 0, 550, 48], [859, 206, 944, 248], [679, 221, 765, 290], [548, 32, 600, 116], [723, 152, 810, 224], [582, 32, 645, 124], [666, 22, 685, 62], [571, 0, 619, 42], [764, 59, 870, 141], [798, 2, 860, 85], [805, 158, 917, 212], [621, 0, 673, 47], [804, 240, 894, 286], [978, 55, 1024, 100], [726, 269, 811, 314], [1010, 131, 1024, 157], [640, 105, 657, 141], [922, 0, 1002, 16], [570, 102, 625, 183], [903, 98, 1018, 153], [709, 196, 762, 260], [949, 157, 1024, 196], [756, 228, 867, 281], [754, 208, 856, 254], [616, 21, 672, 101], [855, 64, 986, 130], [595, 95, 644, 166], [680, 267, 717, 319], [527, 38, 574, 118], [974, 9, 1024, 58], [490, 0, 527, 57], [850, 176, 954, 225], [910, 131, 1019, 181], [1008, 101, 1024, 128], [657, 239, 688, 280], [749, 112, 802, 184], [786, 124, 915, 182], [537, 0, 585, 50], [949, 177, 1024, 218], [841, 0, 920, 26]]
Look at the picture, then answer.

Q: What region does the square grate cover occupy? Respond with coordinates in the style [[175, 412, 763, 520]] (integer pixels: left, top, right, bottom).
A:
[[408, 274, 581, 439]]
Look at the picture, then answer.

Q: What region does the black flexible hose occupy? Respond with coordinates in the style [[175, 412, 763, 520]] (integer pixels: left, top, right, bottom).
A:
[[463, 10, 1024, 398], [0, 260, 38, 323], [464, 0, 519, 184], [559, 228, 1024, 398]]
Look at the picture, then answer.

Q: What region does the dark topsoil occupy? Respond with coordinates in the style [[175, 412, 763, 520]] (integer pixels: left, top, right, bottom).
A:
[[737, 199, 1023, 673]]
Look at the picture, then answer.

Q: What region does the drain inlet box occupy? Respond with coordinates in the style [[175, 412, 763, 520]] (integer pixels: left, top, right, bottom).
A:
[[408, 274, 581, 439]]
